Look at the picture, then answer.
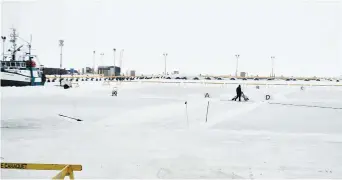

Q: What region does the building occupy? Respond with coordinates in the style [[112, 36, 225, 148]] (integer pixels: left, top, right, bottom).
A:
[[68, 68, 79, 75], [82, 67, 94, 74], [127, 70, 135, 76], [98, 66, 121, 76], [86, 67, 94, 74], [240, 72, 247, 77], [172, 71, 179, 75], [43, 68, 68, 75]]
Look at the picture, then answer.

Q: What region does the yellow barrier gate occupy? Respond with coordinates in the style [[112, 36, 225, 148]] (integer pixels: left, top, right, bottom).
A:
[[1, 162, 82, 180]]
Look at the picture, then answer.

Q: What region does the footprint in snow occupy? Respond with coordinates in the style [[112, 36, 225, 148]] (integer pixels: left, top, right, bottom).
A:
[[157, 168, 172, 179]]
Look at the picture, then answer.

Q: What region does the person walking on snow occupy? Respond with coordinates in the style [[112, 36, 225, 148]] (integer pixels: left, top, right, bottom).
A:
[[233, 85, 242, 101]]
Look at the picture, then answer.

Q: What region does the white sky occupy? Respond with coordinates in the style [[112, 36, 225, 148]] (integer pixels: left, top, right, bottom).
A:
[[1, 0, 341, 77]]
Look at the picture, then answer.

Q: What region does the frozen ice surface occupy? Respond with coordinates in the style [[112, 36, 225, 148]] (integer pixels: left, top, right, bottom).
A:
[[1, 81, 342, 179]]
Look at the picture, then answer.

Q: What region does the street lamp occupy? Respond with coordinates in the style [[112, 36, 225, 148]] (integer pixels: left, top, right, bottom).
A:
[[271, 56, 275, 78], [119, 49, 124, 75], [235, 54, 240, 77], [113, 48, 116, 67], [93, 50, 96, 74], [59, 40, 64, 86], [163, 53, 168, 75], [100, 53, 104, 74], [1, 36, 6, 61]]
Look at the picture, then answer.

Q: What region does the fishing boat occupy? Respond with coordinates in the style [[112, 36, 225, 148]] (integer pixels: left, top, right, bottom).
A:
[[1, 28, 44, 87]]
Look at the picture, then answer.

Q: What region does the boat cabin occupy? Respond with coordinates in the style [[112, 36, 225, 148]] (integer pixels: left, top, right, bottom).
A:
[[1, 60, 36, 70]]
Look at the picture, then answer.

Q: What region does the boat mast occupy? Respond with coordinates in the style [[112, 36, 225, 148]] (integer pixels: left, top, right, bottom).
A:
[[9, 28, 18, 61], [28, 34, 33, 85]]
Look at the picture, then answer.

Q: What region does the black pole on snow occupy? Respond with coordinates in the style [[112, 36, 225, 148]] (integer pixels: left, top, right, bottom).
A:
[[205, 101, 210, 123], [58, 114, 83, 121]]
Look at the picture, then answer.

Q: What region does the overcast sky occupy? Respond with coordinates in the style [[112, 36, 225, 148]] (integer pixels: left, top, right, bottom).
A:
[[1, 0, 341, 77]]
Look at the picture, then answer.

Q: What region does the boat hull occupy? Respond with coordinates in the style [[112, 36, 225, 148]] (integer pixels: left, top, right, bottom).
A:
[[1, 79, 31, 86], [1, 69, 43, 87]]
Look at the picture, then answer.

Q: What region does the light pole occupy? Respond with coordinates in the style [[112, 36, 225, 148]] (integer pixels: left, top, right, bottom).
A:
[[235, 54, 240, 77], [93, 50, 96, 74], [100, 53, 104, 74], [113, 48, 116, 67], [1, 36, 6, 61], [59, 40, 64, 86], [271, 56, 275, 78], [163, 53, 168, 75], [119, 49, 124, 75]]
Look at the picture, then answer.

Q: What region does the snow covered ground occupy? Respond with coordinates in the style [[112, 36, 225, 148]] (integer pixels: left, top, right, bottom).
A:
[[1, 81, 342, 179]]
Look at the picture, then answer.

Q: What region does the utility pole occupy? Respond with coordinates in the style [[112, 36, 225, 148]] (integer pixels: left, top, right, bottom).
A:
[[59, 40, 64, 86], [163, 53, 168, 75], [113, 48, 116, 67], [271, 56, 275, 78], [235, 54, 240, 77], [113, 48, 116, 77], [100, 53, 104, 74], [119, 49, 124, 75], [1, 36, 5, 61], [93, 50, 96, 74]]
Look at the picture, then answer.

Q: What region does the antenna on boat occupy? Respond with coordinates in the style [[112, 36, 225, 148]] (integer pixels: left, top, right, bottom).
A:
[[30, 34, 32, 48], [9, 28, 18, 61], [1, 36, 6, 61]]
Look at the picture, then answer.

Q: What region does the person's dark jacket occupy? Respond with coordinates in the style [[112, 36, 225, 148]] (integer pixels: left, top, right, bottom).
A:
[[236, 85, 242, 95]]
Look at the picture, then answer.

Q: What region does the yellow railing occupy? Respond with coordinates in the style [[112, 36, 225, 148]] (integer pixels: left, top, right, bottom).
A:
[[1, 162, 82, 180]]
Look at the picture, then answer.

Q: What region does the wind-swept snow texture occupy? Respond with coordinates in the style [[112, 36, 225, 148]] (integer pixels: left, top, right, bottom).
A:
[[1, 81, 342, 179]]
